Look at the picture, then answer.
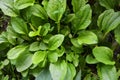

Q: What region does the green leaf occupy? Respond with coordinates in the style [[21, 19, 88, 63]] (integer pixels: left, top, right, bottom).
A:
[[71, 38, 81, 47], [99, 0, 115, 9], [97, 64, 118, 80], [0, 0, 18, 17], [32, 51, 47, 64], [114, 25, 120, 44], [7, 45, 28, 60], [49, 60, 67, 80], [75, 69, 81, 80], [97, 10, 120, 34], [72, 4, 92, 31], [64, 14, 75, 23], [47, 0, 66, 22], [57, 46, 65, 57], [29, 42, 40, 51], [48, 34, 64, 50], [77, 31, 98, 45], [14, 0, 35, 9], [72, 0, 86, 13], [86, 54, 99, 64], [93, 46, 115, 65], [65, 63, 76, 80], [39, 42, 48, 50], [16, 53, 33, 72], [11, 17, 28, 34], [48, 51, 58, 63], [35, 69, 52, 80], [32, 4, 48, 19], [40, 23, 50, 36]]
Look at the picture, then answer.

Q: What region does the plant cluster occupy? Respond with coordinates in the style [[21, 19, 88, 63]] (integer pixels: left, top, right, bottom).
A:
[[0, 0, 120, 80]]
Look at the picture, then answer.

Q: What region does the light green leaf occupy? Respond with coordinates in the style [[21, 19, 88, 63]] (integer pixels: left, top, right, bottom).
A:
[[7, 45, 28, 59], [35, 69, 52, 80], [48, 34, 64, 50], [97, 64, 118, 80], [75, 69, 81, 80], [86, 54, 99, 64], [57, 46, 65, 57], [0, 0, 18, 17], [47, 0, 66, 22], [72, 4, 92, 30], [32, 51, 47, 64], [65, 63, 76, 80], [77, 31, 98, 45], [48, 51, 58, 63], [29, 42, 40, 51], [99, 0, 115, 9], [64, 14, 75, 23], [97, 10, 120, 34], [11, 17, 28, 34], [32, 4, 48, 19], [114, 25, 120, 44], [49, 60, 67, 80], [14, 0, 35, 9], [93, 46, 115, 65], [16, 53, 33, 72], [72, 0, 86, 13], [39, 42, 48, 50], [40, 23, 50, 36], [71, 38, 81, 47]]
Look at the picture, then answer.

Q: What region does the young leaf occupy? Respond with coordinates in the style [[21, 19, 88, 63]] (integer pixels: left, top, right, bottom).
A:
[[97, 10, 120, 34], [48, 51, 58, 63], [65, 63, 76, 80], [77, 31, 98, 45], [72, 0, 86, 13], [14, 0, 35, 9], [0, 0, 18, 17], [31, 4, 48, 20], [93, 46, 115, 65], [72, 4, 92, 31], [49, 60, 67, 80], [48, 34, 64, 50], [35, 69, 52, 80], [40, 23, 50, 36], [32, 51, 47, 64], [16, 53, 33, 72], [99, 0, 115, 9], [97, 64, 118, 80], [11, 17, 28, 34], [7, 45, 28, 60], [29, 42, 40, 51], [47, 0, 66, 22], [86, 54, 99, 64]]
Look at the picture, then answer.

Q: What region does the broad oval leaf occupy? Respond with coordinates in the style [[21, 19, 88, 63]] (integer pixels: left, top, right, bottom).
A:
[[47, 0, 66, 22], [72, 0, 86, 13], [86, 54, 99, 64], [48, 51, 58, 63], [31, 4, 48, 20], [35, 69, 52, 80], [14, 0, 35, 9], [77, 31, 98, 45], [72, 4, 92, 31], [16, 53, 33, 72], [65, 63, 76, 80], [97, 10, 120, 34], [99, 0, 115, 9], [97, 64, 118, 80], [49, 60, 67, 80], [32, 51, 47, 64], [11, 17, 28, 34], [93, 46, 115, 65], [0, 0, 18, 17], [7, 45, 28, 60], [48, 34, 64, 50], [29, 42, 40, 51]]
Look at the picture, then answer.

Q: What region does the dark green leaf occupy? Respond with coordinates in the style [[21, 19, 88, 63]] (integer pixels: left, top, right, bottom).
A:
[[114, 25, 120, 44], [93, 46, 115, 65], [48, 34, 64, 50]]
